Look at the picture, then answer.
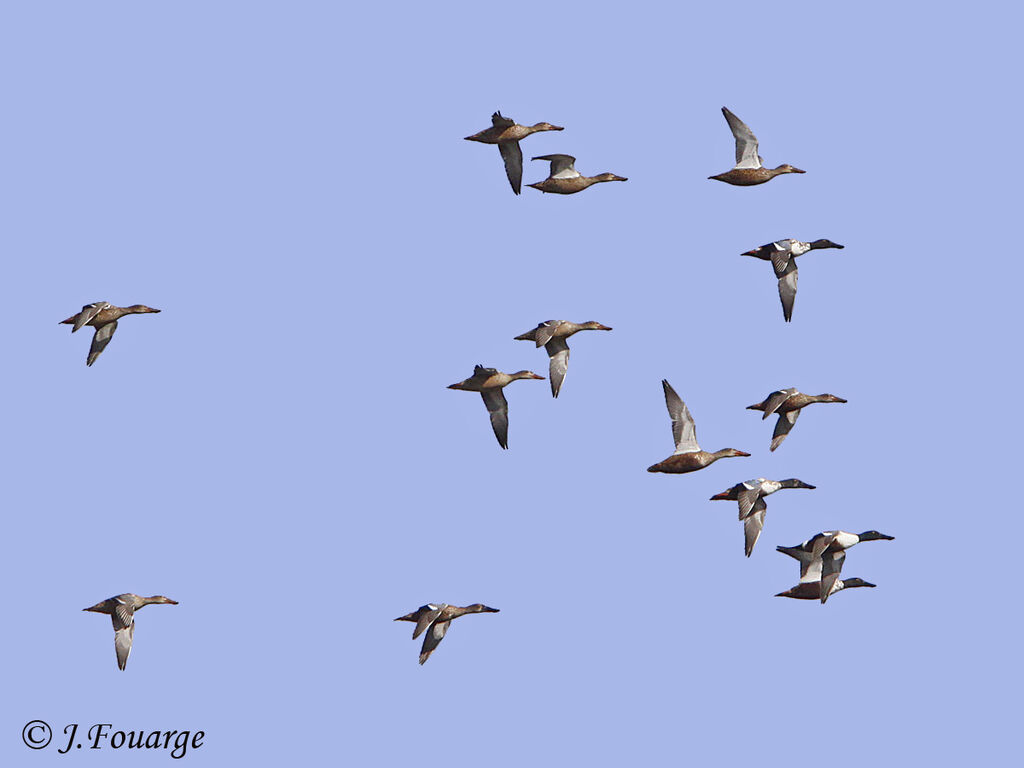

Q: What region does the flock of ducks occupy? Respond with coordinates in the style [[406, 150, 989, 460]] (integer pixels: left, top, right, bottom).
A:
[[74, 106, 890, 667]]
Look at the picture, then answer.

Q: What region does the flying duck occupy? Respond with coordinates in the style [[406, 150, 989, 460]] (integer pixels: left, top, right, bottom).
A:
[[83, 593, 178, 670], [647, 380, 750, 474], [777, 530, 894, 603], [527, 154, 627, 194], [465, 111, 563, 195], [710, 478, 816, 556], [60, 302, 161, 366], [448, 365, 544, 448], [742, 239, 845, 321], [746, 388, 847, 451], [708, 107, 805, 186], [514, 320, 612, 397], [394, 603, 499, 664]]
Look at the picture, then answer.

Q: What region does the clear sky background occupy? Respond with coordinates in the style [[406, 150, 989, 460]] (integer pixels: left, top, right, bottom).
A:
[[1, 2, 1018, 765]]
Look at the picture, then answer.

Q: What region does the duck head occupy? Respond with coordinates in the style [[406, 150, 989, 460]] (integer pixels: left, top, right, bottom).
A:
[[513, 371, 545, 380], [583, 321, 613, 331], [780, 479, 816, 490], [774, 164, 805, 175], [810, 239, 844, 250], [595, 173, 628, 183], [841, 578, 876, 589], [857, 531, 895, 542]]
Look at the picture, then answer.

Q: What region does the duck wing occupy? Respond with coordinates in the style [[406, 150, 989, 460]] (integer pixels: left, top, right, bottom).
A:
[[662, 380, 700, 454], [545, 337, 570, 398], [482, 389, 510, 449], [743, 507, 766, 557], [769, 242, 796, 277], [412, 604, 447, 639], [533, 320, 563, 347], [110, 599, 136, 671], [418, 619, 450, 664], [770, 409, 799, 452], [777, 262, 798, 323], [498, 140, 523, 195], [72, 301, 110, 332], [87, 320, 117, 367], [761, 388, 798, 419], [820, 551, 847, 604], [491, 111, 515, 128], [722, 108, 762, 169], [532, 154, 580, 179], [737, 483, 764, 521]]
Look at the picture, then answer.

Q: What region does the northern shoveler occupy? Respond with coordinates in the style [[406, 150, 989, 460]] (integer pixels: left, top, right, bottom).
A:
[[60, 302, 161, 366], [394, 603, 499, 664], [709, 107, 804, 186], [448, 365, 544, 448], [514, 320, 612, 398], [647, 380, 750, 474], [83, 593, 178, 670], [465, 112, 563, 194]]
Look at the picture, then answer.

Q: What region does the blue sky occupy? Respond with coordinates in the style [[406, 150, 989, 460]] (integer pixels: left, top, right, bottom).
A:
[[1, 2, 1017, 765]]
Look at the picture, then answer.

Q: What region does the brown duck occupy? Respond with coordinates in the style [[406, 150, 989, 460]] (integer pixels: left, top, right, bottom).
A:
[[394, 603, 499, 664], [514, 320, 612, 397], [448, 365, 544, 448], [708, 107, 804, 186], [527, 154, 627, 195], [60, 302, 161, 366], [83, 593, 178, 670], [465, 112, 563, 195], [647, 380, 750, 474], [746, 388, 847, 452]]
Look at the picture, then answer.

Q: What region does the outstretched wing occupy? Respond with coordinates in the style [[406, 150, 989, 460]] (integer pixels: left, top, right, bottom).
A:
[[73, 302, 110, 332], [662, 380, 700, 454], [419, 620, 451, 664], [545, 337, 570, 398], [491, 112, 515, 128], [111, 599, 135, 671], [722, 107, 762, 169], [534, 320, 562, 347], [777, 264, 798, 323], [498, 141, 523, 195], [87, 320, 118, 367], [762, 388, 797, 419], [412, 604, 446, 639], [820, 551, 847, 604], [737, 480, 764, 520], [532, 154, 579, 179], [482, 389, 510, 449], [770, 409, 800, 452], [743, 508, 766, 557]]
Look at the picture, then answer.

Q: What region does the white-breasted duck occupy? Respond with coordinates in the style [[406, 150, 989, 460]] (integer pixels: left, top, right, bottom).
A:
[[514, 320, 612, 398], [394, 603, 499, 664], [710, 478, 816, 557], [742, 239, 844, 322], [647, 380, 750, 474], [448, 365, 544, 449], [746, 388, 847, 452], [777, 530, 894, 603]]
